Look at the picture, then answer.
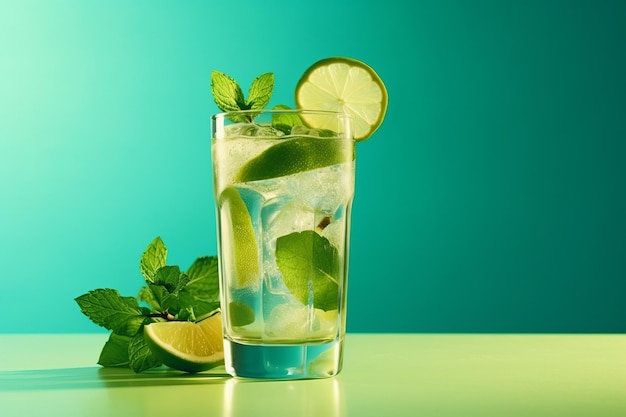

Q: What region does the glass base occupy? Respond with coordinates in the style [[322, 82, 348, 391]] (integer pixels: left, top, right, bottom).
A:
[[224, 338, 344, 380]]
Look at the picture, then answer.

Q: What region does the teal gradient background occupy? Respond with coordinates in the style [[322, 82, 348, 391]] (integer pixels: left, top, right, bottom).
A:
[[1, 0, 624, 333]]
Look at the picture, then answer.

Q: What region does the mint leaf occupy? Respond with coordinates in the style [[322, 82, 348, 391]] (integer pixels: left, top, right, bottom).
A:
[[138, 265, 189, 313], [139, 265, 195, 317], [174, 291, 220, 318], [153, 265, 189, 294], [128, 333, 162, 373], [275, 231, 340, 311], [185, 256, 219, 301], [137, 285, 161, 311], [140, 236, 167, 283], [272, 104, 302, 134], [169, 256, 221, 318], [98, 333, 131, 367], [143, 284, 170, 312], [140, 264, 211, 318], [273, 104, 292, 109], [143, 284, 178, 315], [211, 70, 246, 112], [176, 306, 197, 322], [246, 73, 274, 110], [157, 288, 219, 320], [75, 289, 147, 336]]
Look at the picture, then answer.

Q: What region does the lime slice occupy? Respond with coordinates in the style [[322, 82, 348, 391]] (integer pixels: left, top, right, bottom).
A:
[[234, 136, 353, 183], [295, 57, 388, 141], [218, 186, 259, 288], [228, 301, 255, 327], [144, 309, 224, 373]]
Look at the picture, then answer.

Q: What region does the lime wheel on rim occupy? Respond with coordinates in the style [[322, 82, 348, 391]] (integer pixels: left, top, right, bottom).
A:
[[295, 57, 388, 141]]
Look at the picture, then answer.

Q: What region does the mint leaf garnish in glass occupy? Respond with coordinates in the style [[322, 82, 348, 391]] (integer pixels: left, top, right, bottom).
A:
[[246, 73, 274, 110], [211, 70, 275, 122], [211, 70, 247, 113], [275, 231, 341, 311]]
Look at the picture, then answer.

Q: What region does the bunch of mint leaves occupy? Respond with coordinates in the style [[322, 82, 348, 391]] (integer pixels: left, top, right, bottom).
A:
[[75, 237, 220, 373]]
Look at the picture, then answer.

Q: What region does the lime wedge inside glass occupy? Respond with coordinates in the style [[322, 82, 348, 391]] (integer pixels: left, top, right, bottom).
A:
[[218, 186, 259, 288], [234, 136, 353, 183]]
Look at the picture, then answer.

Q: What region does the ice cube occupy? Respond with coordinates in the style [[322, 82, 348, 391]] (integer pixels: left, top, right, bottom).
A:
[[320, 216, 347, 248], [264, 304, 338, 340], [286, 164, 354, 214], [291, 124, 336, 137], [260, 198, 316, 291], [224, 123, 284, 139], [263, 198, 317, 249], [265, 304, 312, 339]]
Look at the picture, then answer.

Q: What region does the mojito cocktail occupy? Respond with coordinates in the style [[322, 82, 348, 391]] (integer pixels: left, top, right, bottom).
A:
[[212, 110, 354, 379]]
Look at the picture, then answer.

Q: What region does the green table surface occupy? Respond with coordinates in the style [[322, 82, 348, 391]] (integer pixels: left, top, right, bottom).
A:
[[0, 333, 624, 417]]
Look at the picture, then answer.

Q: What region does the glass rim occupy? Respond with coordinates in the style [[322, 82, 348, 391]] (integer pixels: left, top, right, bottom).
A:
[[211, 108, 353, 121]]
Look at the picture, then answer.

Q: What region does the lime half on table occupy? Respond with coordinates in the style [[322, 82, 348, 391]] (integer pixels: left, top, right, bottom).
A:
[[295, 57, 388, 141], [144, 310, 224, 373]]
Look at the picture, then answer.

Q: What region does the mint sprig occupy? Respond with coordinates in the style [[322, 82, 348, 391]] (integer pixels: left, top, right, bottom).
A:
[[75, 236, 220, 372], [211, 70, 275, 122]]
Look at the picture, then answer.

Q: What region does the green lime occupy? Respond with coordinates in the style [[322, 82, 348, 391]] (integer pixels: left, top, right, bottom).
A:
[[234, 136, 353, 183], [228, 301, 255, 327], [295, 57, 388, 141], [144, 310, 224, 373], [218, 187, 259, 288]]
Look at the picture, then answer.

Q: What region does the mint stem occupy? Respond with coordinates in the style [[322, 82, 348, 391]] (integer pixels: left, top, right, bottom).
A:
[[148, 312, 175, 321], [316, 216, 332, 232]]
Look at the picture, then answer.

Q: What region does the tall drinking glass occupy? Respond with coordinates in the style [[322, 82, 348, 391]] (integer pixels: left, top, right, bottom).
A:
[[211, 109, 355, 379]]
